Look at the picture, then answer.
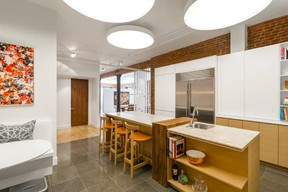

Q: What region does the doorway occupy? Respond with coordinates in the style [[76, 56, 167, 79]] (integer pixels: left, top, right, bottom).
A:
[[71, 79, 88, 126]]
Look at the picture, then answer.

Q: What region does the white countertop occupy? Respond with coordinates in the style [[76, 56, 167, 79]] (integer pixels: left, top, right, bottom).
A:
[[217, 114, 288, 126], [169, 123, 260, 151], [0, 140, 53, 170], [106, 111, 173, 127]]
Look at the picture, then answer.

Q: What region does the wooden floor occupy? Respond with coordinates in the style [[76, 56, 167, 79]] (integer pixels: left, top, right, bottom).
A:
[[57, 125, 100, 144]]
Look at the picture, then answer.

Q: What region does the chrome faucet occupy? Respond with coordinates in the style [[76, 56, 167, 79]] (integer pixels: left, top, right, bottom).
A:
[[190, 107, 199, 128]]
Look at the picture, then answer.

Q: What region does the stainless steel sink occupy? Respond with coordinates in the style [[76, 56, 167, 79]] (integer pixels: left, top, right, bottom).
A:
[[193, 123, 214, 129], [186, 122, 214, 129]]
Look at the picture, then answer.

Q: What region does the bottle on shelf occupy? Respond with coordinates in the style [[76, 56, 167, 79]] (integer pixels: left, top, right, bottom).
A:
[[178, 170, 188, 185], [192, 174, 208, 192], [172, 162, 178, 180]]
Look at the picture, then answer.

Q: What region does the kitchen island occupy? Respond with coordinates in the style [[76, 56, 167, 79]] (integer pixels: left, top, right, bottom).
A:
[[167, 123, 260, 192], [105, 112, 191, 185]]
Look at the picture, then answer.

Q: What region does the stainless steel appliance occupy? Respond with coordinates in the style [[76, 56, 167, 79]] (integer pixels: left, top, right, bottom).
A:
[[176, 68, 215, 124]]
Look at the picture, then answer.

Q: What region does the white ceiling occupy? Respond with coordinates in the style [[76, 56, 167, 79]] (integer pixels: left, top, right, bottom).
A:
[[28, 0, 288, 73]]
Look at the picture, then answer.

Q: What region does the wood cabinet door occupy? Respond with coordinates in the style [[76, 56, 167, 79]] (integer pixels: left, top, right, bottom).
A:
[[279, 125, 288, 168], [243, 121, 259, 131], [244, 45, 279, 120], [71, 79, 88, 126], [228, 119, 243, 128], [216, 117, 229, 126], [217, 52, 245, 117], [259, 123, 279, 164]]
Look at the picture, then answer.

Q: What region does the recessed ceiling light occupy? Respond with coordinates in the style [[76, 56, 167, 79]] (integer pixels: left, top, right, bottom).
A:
[[107, 25, 154, 49], [184, 0, 272, 30], [63, 0, 155, 23], [70, 51, 76, 58]]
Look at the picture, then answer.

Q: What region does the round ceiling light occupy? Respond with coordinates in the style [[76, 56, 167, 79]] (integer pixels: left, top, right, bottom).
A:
[[184, 0, 272, 30], [107, 25, 154, 49], [63, 0, 155, 23]]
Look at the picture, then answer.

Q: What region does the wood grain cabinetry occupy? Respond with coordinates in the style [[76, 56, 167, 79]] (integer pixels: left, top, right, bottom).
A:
[[228, 119, 243, 128], [216, 117, 229, 126], [259, 123, 279, 165], [167, 130, 260, 192], [243, 121, 259, 131], [279, 125, 288, 168]]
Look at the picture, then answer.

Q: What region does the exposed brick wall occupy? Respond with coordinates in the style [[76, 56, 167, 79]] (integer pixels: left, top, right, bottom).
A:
[[150, 34, 230, 67], [248, 15, 288, 49]]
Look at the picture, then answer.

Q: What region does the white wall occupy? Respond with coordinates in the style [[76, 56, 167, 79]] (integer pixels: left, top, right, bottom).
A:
[[57, 61, 100, 128], [0, 0, 57, 158], [57, 78, 71, 128]]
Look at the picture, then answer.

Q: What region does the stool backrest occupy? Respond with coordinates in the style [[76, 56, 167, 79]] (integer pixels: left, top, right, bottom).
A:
[[124, 122, 139, 131], [111, 119, 122, 128]]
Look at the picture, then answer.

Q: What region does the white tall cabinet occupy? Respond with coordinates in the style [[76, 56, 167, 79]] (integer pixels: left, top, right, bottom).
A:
[[155, 65, 176, 117], [244, 44, 279, 120], [217, 52, 245, 117], [217, 44, 279, 121]]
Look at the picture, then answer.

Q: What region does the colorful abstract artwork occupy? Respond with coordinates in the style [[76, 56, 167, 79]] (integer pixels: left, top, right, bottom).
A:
[[0, 42, 34, 105]]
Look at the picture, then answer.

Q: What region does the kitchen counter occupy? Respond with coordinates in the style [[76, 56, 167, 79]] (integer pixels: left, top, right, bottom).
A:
[[106, 111, 172, 127], [167, 123, 260, 192], [169, 123, 259, 151]]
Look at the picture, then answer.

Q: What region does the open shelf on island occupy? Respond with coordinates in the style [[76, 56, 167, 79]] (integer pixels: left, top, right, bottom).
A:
[[175, 156, 248, 190], [168, 179, 193, 192]]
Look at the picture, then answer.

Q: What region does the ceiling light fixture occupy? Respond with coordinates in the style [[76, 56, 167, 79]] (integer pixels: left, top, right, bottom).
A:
[[63, 0, 155, 23], [184, 0, 272, 30], [70, 51, 77, 58], [107, 25, 154, 49]]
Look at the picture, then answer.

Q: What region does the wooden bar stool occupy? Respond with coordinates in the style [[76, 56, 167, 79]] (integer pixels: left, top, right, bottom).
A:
[[98, 115, 112, 156], [109, 119, 128, 165], [123, 122, 152, 179]]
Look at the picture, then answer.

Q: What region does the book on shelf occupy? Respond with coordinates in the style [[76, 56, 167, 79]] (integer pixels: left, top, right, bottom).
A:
[[284, 107, 288, 121], [280, 106, 284, 121], [168, 136, 185, 159], [281, 47, 288, 61]]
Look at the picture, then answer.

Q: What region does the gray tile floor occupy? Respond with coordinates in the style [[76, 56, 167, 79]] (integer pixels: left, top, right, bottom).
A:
[[1, 136, 288, 192]]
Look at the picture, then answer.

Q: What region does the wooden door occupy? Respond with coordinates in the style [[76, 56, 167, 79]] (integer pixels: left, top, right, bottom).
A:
[[71, 79, 88, 126]]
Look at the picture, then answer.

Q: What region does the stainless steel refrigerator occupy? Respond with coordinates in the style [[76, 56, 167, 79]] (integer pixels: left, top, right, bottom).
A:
[[175, 69, 215, 124]]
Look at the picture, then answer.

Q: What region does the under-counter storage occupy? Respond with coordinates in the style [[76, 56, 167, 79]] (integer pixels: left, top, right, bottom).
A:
[[167, 127, 259, 192], [279, 125, 288, 168], [259, 123, 279, 165]]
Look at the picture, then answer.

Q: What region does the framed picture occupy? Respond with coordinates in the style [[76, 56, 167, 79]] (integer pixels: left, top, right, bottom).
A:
[[114, 91, 130, 105], [0, 42, 34, 106]]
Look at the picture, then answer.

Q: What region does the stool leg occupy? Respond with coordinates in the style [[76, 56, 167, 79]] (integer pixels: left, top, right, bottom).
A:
[[114, 132, 118, 165], [123, 138, 128, 172], [109, 128, 113, 161], [130, 141, 135, 179], [101, 129, 105, 156], [99, 126, 102, 152]]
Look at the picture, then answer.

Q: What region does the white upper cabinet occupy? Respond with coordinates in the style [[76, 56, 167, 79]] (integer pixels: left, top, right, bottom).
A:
[[155, 65, 176, 112], [244, 44, 279, 120], [217, 51, 245, 117]]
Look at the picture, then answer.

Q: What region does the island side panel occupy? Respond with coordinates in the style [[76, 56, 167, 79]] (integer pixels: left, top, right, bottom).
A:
[[152, 117, 191, 187], [248, 135, 260, 192]]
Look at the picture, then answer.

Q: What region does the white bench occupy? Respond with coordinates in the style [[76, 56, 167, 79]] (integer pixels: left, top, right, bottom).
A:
[[0, 140, 54, 190]]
